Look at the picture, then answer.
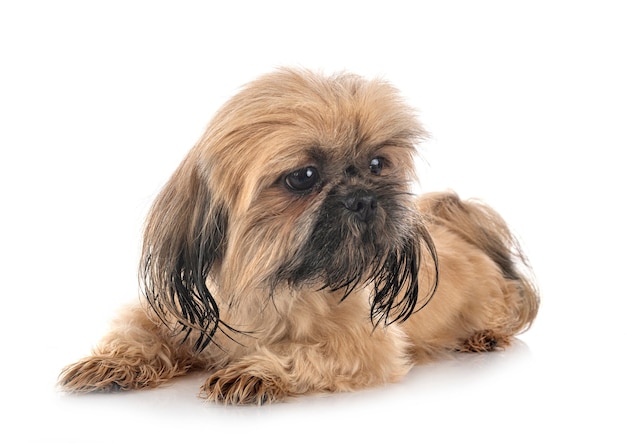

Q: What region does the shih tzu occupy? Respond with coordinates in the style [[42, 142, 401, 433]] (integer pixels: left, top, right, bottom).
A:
[[59, 68, 539, 404]]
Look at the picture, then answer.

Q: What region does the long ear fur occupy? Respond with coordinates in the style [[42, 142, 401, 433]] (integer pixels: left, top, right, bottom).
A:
[[370, 225, 439, 327], [140, 158, 228, 352]]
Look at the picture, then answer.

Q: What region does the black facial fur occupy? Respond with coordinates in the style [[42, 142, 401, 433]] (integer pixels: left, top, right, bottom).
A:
[[276, 182, 438, 325]]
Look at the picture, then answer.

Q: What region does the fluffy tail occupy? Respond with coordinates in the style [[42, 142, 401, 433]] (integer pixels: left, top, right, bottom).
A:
[[418, 191, 539, 335]]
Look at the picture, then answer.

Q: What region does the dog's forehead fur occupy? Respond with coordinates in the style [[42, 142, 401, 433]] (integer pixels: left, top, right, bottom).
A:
[[193, 68, 426, 209]]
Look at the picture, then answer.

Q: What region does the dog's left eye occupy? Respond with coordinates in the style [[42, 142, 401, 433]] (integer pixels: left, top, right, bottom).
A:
[[284, 166, 320, 193], [369, 157, 384, 175]]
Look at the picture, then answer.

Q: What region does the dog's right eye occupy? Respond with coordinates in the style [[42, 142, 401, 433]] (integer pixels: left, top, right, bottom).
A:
[[284, 166, 320, 193]]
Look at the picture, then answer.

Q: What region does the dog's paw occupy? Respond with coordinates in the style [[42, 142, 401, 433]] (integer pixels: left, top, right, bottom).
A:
[[458, 330, 511, 353], [200, 364, 289, 405], [58, 356, 170, 392]]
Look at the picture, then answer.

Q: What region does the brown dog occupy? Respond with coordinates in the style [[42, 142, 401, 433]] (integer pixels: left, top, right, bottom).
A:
[[59, 68, 538, 404]]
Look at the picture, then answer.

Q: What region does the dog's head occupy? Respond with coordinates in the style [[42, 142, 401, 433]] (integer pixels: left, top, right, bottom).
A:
[[141, 68, 438, 350]]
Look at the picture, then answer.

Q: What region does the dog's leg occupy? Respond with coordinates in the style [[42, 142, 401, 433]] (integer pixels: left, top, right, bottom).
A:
[[59, 304, 195, 392], [404, 192, 539, 361], [199, 335, 409, 404], [199, 295, 412, 405]]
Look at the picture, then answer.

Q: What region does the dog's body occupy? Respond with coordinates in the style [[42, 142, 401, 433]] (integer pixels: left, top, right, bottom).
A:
[[59, 69, 538, 404]]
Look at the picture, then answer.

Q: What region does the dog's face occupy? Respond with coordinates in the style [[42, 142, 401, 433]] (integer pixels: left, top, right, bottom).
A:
[[141, 69, 437, 350]]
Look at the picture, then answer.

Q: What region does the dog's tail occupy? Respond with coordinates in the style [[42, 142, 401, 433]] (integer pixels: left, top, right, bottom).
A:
[[418, 191, 539, 335]]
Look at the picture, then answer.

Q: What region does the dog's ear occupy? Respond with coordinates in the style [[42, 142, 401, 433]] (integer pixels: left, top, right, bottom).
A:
[[140, 158, 228, 352], [370, 225, 439, 327]]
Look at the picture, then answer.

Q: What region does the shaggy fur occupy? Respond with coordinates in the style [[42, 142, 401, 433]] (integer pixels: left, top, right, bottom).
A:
[[59, 68, 539, 404]]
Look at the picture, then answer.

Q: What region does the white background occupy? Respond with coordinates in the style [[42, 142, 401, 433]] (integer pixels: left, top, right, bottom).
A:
[[1, 1, 624, 442]]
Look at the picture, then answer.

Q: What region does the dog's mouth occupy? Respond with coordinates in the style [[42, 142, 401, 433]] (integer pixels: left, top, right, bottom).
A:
[[271, 181, 438, 326]]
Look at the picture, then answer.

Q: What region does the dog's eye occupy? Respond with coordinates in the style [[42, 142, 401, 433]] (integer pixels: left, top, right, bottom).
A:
[[369, 157, 384, 175], [284, 166, 320, 193]]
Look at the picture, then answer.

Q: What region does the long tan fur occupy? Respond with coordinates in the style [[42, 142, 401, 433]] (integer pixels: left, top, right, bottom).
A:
[[59, 68, 538, 405]]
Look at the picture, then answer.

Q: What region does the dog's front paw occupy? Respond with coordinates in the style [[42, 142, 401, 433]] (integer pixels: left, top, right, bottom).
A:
[[200, 364, 290, 405], [59, 356, 170, 392]]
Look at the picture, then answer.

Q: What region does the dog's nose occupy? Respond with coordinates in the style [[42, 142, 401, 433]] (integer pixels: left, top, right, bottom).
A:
[[344, 190, 378, 222]]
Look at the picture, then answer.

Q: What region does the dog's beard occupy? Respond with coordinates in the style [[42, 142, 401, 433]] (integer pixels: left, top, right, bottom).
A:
[[275, 185, 438, 326]]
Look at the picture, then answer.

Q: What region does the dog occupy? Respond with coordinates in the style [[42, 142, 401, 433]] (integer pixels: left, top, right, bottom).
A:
[[59, 68, 539, 405]]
